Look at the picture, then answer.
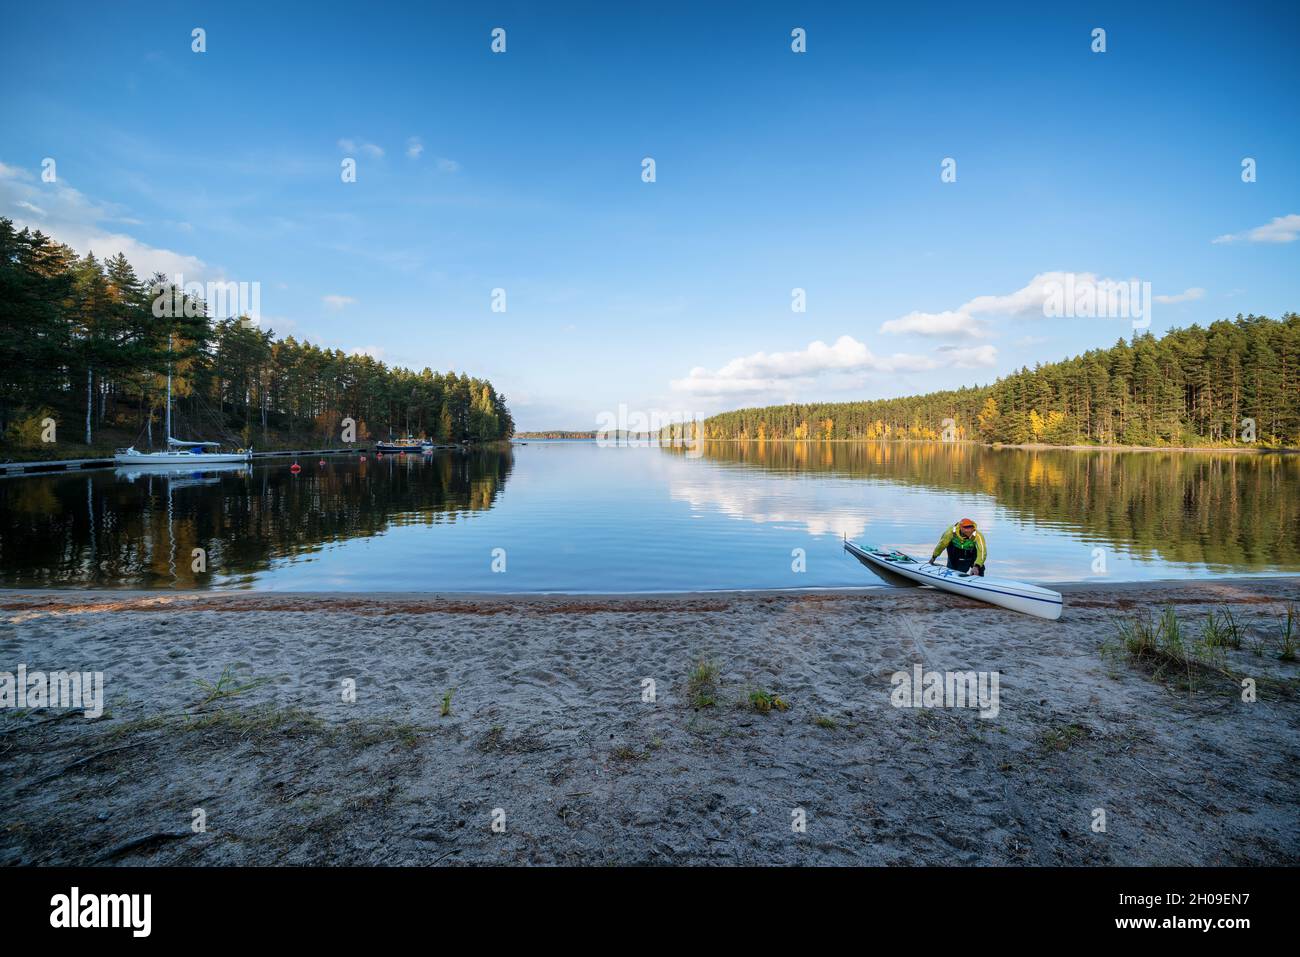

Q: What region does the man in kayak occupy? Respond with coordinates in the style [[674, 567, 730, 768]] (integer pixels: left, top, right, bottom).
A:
[[928, 518, 986, 576]]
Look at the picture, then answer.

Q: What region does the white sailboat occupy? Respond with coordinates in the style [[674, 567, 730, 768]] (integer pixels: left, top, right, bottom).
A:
[[114, 339, 252, 467], [114, 441, 251, 466]]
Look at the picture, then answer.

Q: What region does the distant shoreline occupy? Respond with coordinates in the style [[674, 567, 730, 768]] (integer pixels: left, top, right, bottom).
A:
[[517, 435, 1299, 454], [691, 437, 1300, 454]]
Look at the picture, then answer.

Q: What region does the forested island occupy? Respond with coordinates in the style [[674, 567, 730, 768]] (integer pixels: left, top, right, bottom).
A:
[[0, 219, 514, 457], [514, 431, 656, 440], [679, 314, 1299, 449], [514, 431, 600, 440]]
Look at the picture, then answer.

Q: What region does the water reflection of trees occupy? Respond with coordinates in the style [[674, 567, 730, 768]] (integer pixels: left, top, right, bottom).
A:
[[666, 441, 1300, 569], [0, 449, 513, 587]]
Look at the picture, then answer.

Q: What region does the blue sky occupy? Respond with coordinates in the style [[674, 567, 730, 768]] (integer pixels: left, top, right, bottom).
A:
[[2, 1, 1297, 430]]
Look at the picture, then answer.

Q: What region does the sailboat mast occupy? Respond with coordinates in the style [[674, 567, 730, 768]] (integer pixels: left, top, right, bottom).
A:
[[166, 334, 173, 442]]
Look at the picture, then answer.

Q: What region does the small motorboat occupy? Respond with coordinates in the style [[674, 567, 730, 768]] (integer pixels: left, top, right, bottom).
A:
[[374, 437, 434, 455]]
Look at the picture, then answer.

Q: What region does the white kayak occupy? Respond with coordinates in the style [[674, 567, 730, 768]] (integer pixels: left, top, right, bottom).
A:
[[844, 539, 1063, 620]]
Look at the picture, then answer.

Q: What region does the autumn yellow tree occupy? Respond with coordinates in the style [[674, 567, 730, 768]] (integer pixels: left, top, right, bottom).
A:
[[976, 398, 1000, 440], [1028, 409, 1046, 440]]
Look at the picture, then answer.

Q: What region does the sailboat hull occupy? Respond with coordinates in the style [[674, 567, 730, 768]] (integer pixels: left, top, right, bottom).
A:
[[375, 441, 433, 454], [113, 450, 252, 466]]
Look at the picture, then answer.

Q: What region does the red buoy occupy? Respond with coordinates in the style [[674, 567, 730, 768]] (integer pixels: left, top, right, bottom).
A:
[[319, 460, 326, 466], [360, 455, 367, 462], [290, 463, 302, 474]]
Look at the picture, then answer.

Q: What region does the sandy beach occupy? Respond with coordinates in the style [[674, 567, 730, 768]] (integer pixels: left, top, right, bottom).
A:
[[2, 579, 1298, 866]]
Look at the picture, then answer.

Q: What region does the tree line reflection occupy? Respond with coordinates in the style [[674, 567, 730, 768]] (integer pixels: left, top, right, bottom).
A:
[[664, 441, 1300, 571], [0, 450, 514, 587]]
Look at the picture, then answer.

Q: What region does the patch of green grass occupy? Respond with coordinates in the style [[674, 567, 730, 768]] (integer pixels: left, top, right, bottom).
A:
[[440, 688, 455, 718], [193, 666, 272, 706], [611, 745, 649, 762], [475, 725, 546, 755], [747, 690, 789, 713], [102, 704, 325, 742], [1279, 603, 1298, 662], [1109, 607, 1161, 658], [1107, 606, 1230, 692], [103, 713, 173, 740], [105, 704, 435, 749], [813, 715, 837, 729], [687, 659, 720, 709], [183, 704, 324, 738], [1201, 606, 1242, 649], [342, 720, 423, 749], [1038, 722, 1090, 752]]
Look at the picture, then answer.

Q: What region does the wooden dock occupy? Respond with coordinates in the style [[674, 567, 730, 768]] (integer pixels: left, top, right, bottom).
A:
[[0, 447, 380, 476], [0, 456, 115, 474]]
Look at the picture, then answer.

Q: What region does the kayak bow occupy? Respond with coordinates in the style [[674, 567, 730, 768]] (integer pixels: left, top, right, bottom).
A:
[[844, 539, 1063, 620]]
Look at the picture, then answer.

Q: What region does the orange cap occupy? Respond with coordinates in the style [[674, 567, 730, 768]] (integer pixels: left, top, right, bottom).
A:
[[958, 518, 976, 529]]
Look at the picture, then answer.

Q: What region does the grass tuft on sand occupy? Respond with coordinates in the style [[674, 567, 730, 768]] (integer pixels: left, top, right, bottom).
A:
[[687, 659, 720, 709], [1107, 606, 1232, 692], [747, 690, 789, 713], [193, 666, 273, 707]]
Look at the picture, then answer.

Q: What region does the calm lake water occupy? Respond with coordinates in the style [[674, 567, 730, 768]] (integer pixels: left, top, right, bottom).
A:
[[2, 441, 1298, 591]]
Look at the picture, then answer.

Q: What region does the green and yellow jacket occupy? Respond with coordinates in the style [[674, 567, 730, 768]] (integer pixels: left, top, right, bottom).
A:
[[931, 524, 987, 565]]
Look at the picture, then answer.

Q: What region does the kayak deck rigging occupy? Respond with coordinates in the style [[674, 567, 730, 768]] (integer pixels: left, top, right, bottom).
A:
[[844, 539, 1063, 620]]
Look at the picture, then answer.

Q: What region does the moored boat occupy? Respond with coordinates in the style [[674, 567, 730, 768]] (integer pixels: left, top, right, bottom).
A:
[[375, 437, 434, 454], [114, 443, 252, 466], [113, 338, 251, 467]]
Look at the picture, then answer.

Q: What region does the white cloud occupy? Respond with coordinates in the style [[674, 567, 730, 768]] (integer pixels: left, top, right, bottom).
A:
[[1153, 287, 1205, 304], [337, 138, 384, 159], [881, 271, 1149, 339], [670, 335, 995, 398], [934, 344, 998, 368], [0, 161, 211, 280], [82, 230, 208, 278], [406, 137, 424, 159], [321, 295, 356, 310], [436, 157, 461, 173], [882, 309, 988, 339], [1213, 214, 1300, 244], [349, 345, 385, 359]]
